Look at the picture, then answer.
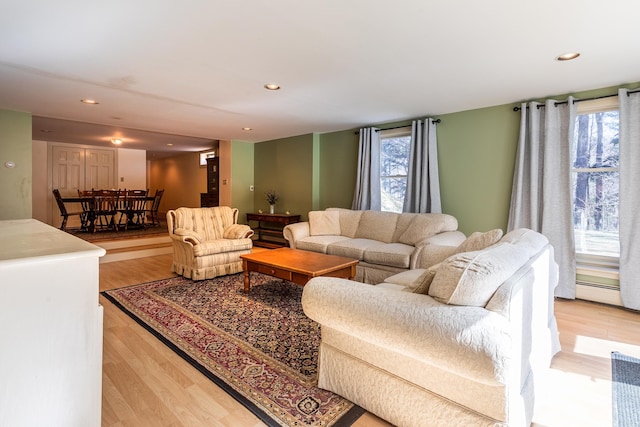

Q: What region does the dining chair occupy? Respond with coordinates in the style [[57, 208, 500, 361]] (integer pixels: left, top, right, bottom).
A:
[[92, 192, 119, 232], [145, 189, 164, 227], [52, 189, 87, 231], [117, 189, 148, 230]]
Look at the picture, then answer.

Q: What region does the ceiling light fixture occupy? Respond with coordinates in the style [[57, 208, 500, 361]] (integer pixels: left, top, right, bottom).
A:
[[264, 83, 280, 90], [111, 138, 122, 145], [556, 52, 580, 61], [166, 143, 174, 146], [242, 127, 252, 131], [81, 99, 99, 104]]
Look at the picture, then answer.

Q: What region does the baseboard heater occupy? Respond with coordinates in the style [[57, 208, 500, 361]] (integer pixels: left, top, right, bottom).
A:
[[575, 280, 622, 307]]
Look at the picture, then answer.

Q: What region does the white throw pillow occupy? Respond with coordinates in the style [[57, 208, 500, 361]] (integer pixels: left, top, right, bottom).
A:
[[309, 210, 341, 236], [428, 243, 530, 306], [411, 263, 440, 295]]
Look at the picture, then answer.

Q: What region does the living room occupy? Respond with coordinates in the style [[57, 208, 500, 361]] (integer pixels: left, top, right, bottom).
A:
[[2, 2, 640, 427]]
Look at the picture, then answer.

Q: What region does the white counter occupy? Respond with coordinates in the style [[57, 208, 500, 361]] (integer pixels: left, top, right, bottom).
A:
[[0, 219, 105, 427]]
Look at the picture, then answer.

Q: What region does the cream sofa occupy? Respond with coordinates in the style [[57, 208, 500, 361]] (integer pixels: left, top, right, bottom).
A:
[[167, 206, 254, 280], [302, 228, 561, 427], [283, 208, 466, 284]]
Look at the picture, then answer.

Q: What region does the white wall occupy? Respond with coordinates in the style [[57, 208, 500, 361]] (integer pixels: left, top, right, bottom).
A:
[[117, 148, 147, 190]]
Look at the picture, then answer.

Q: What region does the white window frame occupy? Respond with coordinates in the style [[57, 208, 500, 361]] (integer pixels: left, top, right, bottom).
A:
[[379, 127, 411, 213], [573, 97, 620, 271]]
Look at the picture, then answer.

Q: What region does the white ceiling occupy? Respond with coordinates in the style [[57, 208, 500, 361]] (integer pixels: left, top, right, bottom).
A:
[[2, 1, 640, 157]]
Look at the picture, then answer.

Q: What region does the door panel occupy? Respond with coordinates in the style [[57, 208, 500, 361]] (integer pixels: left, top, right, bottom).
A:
[[50, 145, 116, 228]]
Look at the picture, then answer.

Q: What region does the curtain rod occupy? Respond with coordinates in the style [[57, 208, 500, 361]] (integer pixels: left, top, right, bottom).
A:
[[354, 119, 441, 135], [512, 88, 640, 111]]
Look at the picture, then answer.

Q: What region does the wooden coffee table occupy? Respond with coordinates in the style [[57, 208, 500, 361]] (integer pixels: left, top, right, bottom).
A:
[[240, 248, 359, 293]]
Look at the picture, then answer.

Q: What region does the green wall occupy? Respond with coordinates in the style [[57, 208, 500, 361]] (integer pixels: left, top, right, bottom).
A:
[[437, 104, 520, 235], [248, 82, 640, 236], [252, 133, 316, 220], [230, 140, 254, 224], [0, 109, 32, 220], [318, 129, 359, 209]]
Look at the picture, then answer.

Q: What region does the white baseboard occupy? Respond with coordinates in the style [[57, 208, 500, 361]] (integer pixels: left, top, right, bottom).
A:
[[575, 283, 622, 306]]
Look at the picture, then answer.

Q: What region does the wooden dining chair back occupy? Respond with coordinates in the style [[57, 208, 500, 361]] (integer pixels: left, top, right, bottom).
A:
[[53, 189, 87, 231], [118, 189, 148, 230], [92, 192, 119, 232], [145, 189, 164, 227]]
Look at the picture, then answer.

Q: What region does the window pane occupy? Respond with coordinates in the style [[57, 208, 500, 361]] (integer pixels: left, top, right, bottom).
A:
[[572, 111, 619, 168], [381, 177, 406, 213]]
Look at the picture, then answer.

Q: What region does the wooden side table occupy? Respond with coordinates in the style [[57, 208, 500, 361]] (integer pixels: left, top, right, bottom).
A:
[[246, 212, 301, 248]]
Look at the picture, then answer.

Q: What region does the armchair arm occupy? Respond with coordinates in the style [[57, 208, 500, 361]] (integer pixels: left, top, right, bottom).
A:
[[282, 221, 310, 248], [171, 228, 203, 245], [223, 223, 254, 239]]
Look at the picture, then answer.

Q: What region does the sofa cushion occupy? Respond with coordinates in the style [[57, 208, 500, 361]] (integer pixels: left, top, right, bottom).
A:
[[192, 238, 253, 256], [309, 210, 341, 236], [363, 242, 414, 269], [428, 243, 530, 306], [355, 211, 399, 243], [327, 208, 363, 238], [327, 238, 380, 260], [455, 228, 503, 253], [383, 268, 427, 288], [398, 214, 458, 245], [296, 235, 351, 254]]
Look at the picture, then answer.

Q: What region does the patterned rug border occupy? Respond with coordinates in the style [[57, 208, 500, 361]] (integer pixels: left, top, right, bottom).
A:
[[101, 276, 365, 427]]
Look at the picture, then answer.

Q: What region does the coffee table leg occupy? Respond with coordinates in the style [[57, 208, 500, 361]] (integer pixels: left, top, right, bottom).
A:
[[243, 260, 250, 293]]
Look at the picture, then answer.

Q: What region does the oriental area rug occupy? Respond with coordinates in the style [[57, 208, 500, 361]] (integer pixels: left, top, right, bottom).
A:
[[102, 273, 364, 427]]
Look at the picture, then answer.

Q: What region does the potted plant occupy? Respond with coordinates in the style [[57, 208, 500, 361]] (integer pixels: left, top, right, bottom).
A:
[[265, 190, 279, 214]]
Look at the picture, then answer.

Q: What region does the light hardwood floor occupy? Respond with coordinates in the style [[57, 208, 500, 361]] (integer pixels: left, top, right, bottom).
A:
[[100, 254, 640, 427]]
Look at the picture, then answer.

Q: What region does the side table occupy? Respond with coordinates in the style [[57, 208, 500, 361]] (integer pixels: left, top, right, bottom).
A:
[[246, 212, 301, 248]]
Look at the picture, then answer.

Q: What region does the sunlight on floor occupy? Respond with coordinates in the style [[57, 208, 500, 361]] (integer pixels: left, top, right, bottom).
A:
[[573, 335, 640, 359]]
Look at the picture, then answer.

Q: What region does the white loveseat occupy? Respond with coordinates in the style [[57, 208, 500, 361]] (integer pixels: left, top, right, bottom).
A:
[[283, 208, 466, 284], [301, 228, 560, 427]]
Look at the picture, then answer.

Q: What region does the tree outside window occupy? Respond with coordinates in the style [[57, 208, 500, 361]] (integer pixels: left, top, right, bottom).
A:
[[380, 130, 411, 213]]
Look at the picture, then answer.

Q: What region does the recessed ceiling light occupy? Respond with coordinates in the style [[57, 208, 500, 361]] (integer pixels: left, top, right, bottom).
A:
[[81, 99, 99, 104], [556, 52, 580, 61], [264, 83, 280, 90], [167, 143, 174, 146], [111, 138, 122, 145], [242, 127, 252, 131]]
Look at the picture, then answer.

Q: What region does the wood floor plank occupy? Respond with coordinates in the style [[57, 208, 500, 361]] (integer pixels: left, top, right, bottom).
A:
[[99, 254, 640, 427]]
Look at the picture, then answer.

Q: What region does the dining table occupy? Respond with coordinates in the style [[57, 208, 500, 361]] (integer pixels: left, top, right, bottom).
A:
[[61, 192, 154, 233]]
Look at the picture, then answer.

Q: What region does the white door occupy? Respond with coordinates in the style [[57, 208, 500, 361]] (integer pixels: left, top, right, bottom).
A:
[[86, 148, 115, 190], [50, 144, 116, 228]]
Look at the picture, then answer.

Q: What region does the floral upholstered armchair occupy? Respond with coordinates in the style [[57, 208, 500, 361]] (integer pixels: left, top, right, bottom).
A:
[[166, 206, 254, 280]]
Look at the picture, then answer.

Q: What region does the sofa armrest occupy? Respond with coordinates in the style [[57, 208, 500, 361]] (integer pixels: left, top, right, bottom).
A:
[[283, 221, 310, 248], [302, 277, 511, 385], [223, 223, 254, 239], [411, 231, 466, 268], [171, 228, 203, 245]]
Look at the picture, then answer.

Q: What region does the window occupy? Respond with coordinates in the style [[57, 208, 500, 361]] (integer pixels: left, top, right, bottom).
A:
[[199, 150, 216, 166], [572, 98, 620, 266], [380, 128, 411, 213]]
